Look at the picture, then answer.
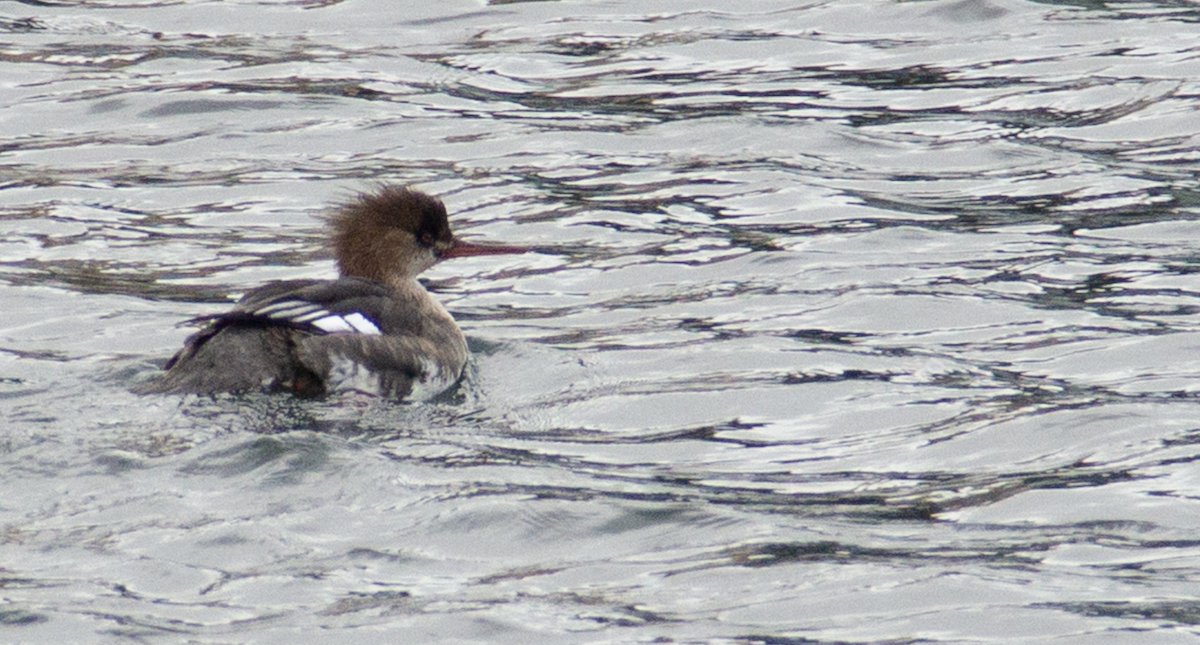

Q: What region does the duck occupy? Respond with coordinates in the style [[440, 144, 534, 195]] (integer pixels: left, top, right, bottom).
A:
[[137, 185, 525, 400]]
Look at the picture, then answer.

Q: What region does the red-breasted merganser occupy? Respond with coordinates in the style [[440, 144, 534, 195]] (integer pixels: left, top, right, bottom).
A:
[[138, 185, 525, 400]]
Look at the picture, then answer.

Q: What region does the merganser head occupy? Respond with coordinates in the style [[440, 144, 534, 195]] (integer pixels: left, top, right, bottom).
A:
[[327, 185, 524, 285]]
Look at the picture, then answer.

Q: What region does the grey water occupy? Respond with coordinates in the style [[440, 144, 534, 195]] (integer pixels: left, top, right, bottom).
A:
[[3, 0, 1200, 642]]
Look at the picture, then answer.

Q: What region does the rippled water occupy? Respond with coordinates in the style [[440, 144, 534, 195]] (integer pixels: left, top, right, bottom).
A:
[[5, 0, 1200, 642]]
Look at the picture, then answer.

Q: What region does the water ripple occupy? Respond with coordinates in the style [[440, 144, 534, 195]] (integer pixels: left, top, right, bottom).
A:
[[4, 0, 1200, 642]]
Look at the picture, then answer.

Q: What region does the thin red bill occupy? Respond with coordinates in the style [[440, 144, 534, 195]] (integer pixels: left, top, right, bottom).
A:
[[439, 239, 530, 259]]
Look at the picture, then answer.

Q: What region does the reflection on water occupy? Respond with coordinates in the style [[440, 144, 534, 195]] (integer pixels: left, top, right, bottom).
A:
[[4, 0, 1200, 642]]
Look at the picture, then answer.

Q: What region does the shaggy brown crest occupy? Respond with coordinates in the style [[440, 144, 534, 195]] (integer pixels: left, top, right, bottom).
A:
[[327, 186, 454, 283]]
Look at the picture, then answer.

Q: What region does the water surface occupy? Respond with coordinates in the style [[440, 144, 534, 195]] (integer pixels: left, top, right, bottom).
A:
[[4, 0, 1200, 642]]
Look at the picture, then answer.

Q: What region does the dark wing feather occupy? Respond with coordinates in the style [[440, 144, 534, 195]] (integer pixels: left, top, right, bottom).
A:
[[227, 277, 428, 336], [162, 278, 408, 371]]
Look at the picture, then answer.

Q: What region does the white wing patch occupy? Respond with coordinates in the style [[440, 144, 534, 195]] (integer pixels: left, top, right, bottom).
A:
[[252, 299, 381, 335], [256, 300, 326, 320], [311, 312, 382, 335]]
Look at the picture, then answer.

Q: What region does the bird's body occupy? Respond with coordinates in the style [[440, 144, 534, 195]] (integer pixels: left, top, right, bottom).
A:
[[138, 186, 523, 400]]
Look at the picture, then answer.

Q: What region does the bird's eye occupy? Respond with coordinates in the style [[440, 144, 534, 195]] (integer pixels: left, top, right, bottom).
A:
[[419, 232, 434, 247]]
